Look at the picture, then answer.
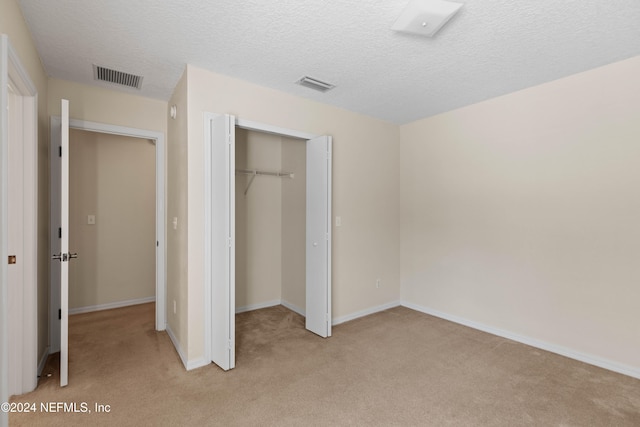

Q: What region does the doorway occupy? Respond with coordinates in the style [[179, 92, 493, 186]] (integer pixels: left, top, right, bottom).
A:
[[49, 114, 166, 386], [67, 129, 156, 314]]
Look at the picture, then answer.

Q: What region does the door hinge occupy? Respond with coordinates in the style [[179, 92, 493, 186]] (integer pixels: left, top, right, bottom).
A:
[[228, 339, 233, 350], [326, 233, 329, 241], [58, 227, 62, 239], [58, 309, 61, 320], [227, 135, 232, 145], [8, 255, 16, 265], [227, 237, 233, 248], [59, 146, 62, 157]]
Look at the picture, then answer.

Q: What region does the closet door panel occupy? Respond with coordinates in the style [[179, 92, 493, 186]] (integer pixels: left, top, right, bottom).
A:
[[209, 114, 236, 370], [306, 135, 332, 337]]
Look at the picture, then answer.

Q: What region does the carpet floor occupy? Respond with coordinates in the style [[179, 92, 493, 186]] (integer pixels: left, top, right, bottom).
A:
[[9, 303, 640, 426]]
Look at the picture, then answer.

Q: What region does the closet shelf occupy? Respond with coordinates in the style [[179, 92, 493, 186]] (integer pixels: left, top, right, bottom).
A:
[[236, 168, 294, 195]]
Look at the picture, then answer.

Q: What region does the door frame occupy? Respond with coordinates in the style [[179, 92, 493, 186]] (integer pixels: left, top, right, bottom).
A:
[[1, 34, 38, 408], [49, 117, 166, 354], [203, 114, 332, 366]]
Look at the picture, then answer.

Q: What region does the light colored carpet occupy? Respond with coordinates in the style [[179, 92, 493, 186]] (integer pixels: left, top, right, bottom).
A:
[[9, 303, 640, 426]]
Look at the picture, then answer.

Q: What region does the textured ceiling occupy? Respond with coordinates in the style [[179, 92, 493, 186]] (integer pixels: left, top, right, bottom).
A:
[[16, 0, 640, 124]]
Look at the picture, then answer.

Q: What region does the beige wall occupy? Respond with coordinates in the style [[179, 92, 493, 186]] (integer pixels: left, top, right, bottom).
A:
[[69, 129, 155, 310], [48, 79, 167, 132], [1, 0, 50, 366], [166, 70, 188, 353], [400, 56, 640, 371], [235, 129, 283, 308], [281, 137, 307, 311], [181, 65, 401, 363]]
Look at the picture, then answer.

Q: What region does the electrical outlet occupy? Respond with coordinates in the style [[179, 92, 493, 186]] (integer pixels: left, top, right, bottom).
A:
[[376, 278, 381, 289], [173, 300, 177, 314], [335, 216, 342, 227]]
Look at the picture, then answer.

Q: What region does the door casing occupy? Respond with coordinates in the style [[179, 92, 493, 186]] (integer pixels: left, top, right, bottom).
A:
[[0, 34, 39, 407]]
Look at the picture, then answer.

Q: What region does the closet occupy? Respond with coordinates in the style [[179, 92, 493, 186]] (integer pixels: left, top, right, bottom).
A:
[[206, 113, 331, 371], [235, 128, 307, 316]]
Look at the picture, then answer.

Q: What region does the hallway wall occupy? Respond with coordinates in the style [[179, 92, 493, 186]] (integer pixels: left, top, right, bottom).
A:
[[69, 129, 156, 311]]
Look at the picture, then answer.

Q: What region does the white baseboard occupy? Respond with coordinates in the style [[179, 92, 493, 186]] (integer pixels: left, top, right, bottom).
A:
[[235, 299, 401, 326], [165, 323, 188, 370], [69, 296, 156, 315], [281, 299, 305, 317], [37, 346, 50, 376], [235, 299, 305, 317], [332, 300, 401, 326], [165, 323, 210, 371], [236, 300, 281, 314], [401, 301, 640, 380], [186, 357, 209, 371]]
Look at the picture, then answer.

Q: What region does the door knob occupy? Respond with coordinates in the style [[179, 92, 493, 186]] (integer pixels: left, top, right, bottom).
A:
[[313, 242, 318, 247], [52, 253, 62, 261], [69, 253, 78, 259]]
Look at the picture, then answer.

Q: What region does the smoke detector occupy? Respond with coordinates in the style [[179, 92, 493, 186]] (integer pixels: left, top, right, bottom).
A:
[[392, 0, 463, 38]]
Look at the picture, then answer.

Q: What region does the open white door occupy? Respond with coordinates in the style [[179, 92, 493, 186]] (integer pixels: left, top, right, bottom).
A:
[[306, 136, 332, 337], [208, 114, 236, 370], [52, 99, 75, 387]]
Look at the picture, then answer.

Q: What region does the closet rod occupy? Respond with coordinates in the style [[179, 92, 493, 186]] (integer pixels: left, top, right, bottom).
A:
[[236, 168, 294, 195], [236, 168, 294, 179]]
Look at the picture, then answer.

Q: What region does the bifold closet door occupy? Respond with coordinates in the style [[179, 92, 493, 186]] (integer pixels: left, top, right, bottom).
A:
[[209, 114, 236, 370], [306, 136, 332, 338]]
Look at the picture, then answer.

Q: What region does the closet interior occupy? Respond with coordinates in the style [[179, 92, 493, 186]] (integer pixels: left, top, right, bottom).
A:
[[235, 128, 307, 317]]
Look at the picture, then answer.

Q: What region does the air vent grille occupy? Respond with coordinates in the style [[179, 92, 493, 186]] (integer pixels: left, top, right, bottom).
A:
[[295, 76, 335, 93], [93, 65, 143, 89]]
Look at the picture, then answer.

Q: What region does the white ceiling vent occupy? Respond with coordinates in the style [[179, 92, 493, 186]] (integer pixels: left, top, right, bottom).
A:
[[295, 76, 336, 93], [93, 65, 143, 89], [392, 0, 463, 38]]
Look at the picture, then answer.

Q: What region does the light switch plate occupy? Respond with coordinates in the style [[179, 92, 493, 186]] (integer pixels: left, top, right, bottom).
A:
[[87, 215, 96, 225]]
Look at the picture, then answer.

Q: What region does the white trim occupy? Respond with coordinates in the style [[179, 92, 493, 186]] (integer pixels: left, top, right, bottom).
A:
[[281, 299, 305, 317], [401, 301, 640, 380], [37, 346, 49, 376], [203, 113, 213, 366], [236, 118, 318, 141], [186, 358, 210, 371], [0, 36, 8, 427], [326, 138, 332, 336], [68, 296, 156, 315], [165, 323, 187, 369], [1, 33, 39, 407], [332, 301, 401, 326], [166, 323, 210, 371], [236, 300, 280, 314], [49, 118, 166, 345], [234, 299, 306, 317]]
